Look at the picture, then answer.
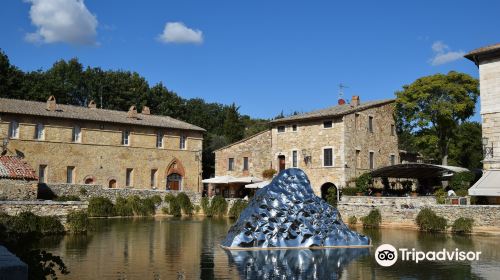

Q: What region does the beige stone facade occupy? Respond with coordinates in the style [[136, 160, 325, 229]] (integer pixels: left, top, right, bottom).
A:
[[215, 97, 399, 196], [0, 98, 204, 192]]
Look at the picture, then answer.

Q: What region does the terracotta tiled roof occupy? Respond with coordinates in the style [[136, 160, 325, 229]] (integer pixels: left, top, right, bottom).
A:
[[0, 98, 205, 132], [0, 156, 38, 181], [269, 99, 395, 124]]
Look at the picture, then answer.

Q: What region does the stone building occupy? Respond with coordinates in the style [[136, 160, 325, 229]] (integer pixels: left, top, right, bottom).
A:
[[0, 97, 205, 192], [0, 155, 38, 200], [214, 96, 399, 197], [466, 43, 500, 202]]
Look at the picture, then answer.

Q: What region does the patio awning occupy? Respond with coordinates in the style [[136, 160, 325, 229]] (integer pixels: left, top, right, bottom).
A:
[[468, 170, 500, 196], [245, 181, 270, 189], [202, 176, 264, 184], [370, 163, 469, 179]]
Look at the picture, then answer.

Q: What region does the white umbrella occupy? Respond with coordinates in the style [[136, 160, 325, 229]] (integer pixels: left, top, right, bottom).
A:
[[229, 176, 263, 184], [202, 176, 235, 184], [245, 180, 270, 189]]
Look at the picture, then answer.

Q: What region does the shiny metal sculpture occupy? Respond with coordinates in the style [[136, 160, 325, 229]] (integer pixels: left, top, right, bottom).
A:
[[221, 168, 370, 249], [225, 247, 369, 279]]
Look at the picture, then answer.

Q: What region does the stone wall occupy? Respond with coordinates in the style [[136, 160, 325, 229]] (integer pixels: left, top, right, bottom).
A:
[[0, 200, 87, 217], [0, 179, 37, 201], [0, 114, 203, 192], [40, 183, 202, 205], [337, 196, 500, 229]]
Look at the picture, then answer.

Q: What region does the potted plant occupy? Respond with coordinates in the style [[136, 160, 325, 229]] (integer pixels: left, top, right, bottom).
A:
[[355, 173, 372, 196]]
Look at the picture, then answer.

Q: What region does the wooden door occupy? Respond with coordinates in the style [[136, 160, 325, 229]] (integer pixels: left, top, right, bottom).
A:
[[278, 155, 286, 171]]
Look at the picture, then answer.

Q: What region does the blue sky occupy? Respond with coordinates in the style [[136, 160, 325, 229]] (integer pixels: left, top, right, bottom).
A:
[[1, 1, 499, 121]]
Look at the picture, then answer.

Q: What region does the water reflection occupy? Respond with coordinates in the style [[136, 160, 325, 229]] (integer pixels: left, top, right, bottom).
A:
[[226, 248, 369, 280]]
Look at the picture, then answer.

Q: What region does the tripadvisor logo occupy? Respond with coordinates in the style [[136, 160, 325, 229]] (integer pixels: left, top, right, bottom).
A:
[[374, 244, 482, 267]]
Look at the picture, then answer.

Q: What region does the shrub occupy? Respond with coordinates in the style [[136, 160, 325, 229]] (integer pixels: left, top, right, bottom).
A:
[[79, 188, 88, 195], [361, 209, 381, 228], [114, 196, 133, 216], [127, 195, 156, 216], [67, 210, 89, 233], [210, 196, 228, 217], [3, 212, 64, 235], [452, 217, 474, 234], [325, 187, 337, 207], [150, 195, 163, 206], [434, 188, 446, 204], [88, 197, 114, 217], [348, 216, 357, 225], [356, 173, 372, 194], [416, 208, 447, 232], [201, 197, 211, 215], [194, 205, 201, 214], [262, 168, 277, 179], [341, 187, 358, 196], [164, 194, 181, 217], [177, 192, 194, 215], [228, 199, 248, 219], [54, 195, 81, 202]]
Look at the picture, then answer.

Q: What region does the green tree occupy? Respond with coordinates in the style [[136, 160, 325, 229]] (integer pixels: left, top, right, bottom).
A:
[[395, 71, 479, 165], [223, 103, 245, 143], [449, 122, 483, 169]]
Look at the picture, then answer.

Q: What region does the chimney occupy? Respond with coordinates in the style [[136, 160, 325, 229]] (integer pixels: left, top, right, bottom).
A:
[[88, 100, 97, 109], [127, 105, 138, 119], [351, 95, 360, 106], [46, 95, 56, 111], [338, 99, 346, 105], [142, 106, 151, 115]]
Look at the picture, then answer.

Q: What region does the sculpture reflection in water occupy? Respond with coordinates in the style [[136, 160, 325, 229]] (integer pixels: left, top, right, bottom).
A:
[[222, 168, 370, 248], [225, 247, 369, 280]]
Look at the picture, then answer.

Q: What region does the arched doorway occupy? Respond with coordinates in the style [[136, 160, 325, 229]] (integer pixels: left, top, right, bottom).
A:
[[83, 175, 95, 185], [321, 182, 337, 200], [167, 173, 182, 191], [108, 179, 117, 188], [278, 155, 286, 171]]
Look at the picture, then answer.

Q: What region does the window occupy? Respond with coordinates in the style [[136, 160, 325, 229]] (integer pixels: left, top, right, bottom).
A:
[[292, 150, 298, 167], [156, 132, 163, 148], [323, 120, 333, 128], [368, 116, 374, 133], [228, 158, 234, 171], [277, 126, 286, 133], [126, 168, 133, 187], [8, 121, 19, 138], [180, 135, 186, 149], [369, 152, 374, 169], [355, 149, 361, 168], [391, 124, 395, 136], [39, 165, 47, 183], [390, 155, 396, 166], [72, 126, 81, 143], [323, 148, 333, 167], [66, 166, 75, 184], [243, 157, 249, 171], [122, 130, 130, 146], [355, 114, 360, 130], [35, 123, 44, 140], [292, 124, 297, 132], [151, 169, 157, 188]]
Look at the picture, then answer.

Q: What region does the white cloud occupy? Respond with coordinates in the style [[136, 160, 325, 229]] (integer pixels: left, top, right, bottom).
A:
[[24, 0, 98, 45], [429, 41, 465, 66], [157, 22, 203, 44]]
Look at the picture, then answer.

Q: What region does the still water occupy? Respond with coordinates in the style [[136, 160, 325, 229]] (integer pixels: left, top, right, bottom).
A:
[[39, 217, 500, 279]]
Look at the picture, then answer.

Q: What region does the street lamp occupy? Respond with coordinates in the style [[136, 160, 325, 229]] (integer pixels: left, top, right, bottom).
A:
[[482, 137, 494, 158]]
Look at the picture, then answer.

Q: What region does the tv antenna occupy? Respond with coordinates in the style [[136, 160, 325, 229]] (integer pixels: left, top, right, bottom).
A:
[[338, 83, 349, 105]]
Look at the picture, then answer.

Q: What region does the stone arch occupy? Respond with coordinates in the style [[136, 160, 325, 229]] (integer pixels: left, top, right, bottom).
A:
[[83, 175, 96, 185], [166, 158, 186, 177], [320, 182, 337, 200], [107, 176, 118, 188]]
